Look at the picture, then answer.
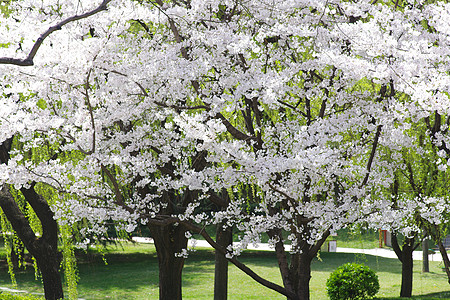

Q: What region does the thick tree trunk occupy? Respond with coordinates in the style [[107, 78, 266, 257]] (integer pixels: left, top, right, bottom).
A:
[[392, 234, 414, 298], [214, 223, 232, 300], [268, 229, 295, 296], [287, 240, 326, 300], [287, 250, 313, 300], [267, 229, 329, 300], [36, 253, 64, 300], [400, 246, 413, 298], [149, 223, 188, 300], [21, 187, 63, 300], [296, 253, 312, 300]]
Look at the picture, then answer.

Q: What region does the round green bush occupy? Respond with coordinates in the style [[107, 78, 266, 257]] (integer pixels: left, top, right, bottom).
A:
[[326, 263, 379, 300]]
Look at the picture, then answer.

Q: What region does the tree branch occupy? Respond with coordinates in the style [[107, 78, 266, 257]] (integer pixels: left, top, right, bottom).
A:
[[215, 112, 257, 142], [81, 69, 96, 155], [268, 182, 296, 202], [100, 164, 135, 214], [360, 124, 382, 187], [391, 233, 403, 263], [20, 184, 58, 244], [267, 228, 296, 295], [207, 190, 229, 208], [0, 184, 38, 251]]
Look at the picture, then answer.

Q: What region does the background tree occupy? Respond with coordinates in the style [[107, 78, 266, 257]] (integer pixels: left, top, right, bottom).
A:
[[368, 116, 450, 297]]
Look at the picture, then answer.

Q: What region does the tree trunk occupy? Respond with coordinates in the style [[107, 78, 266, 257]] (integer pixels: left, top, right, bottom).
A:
[[437, 241, 450, 284], [0, 185, 63, 300], [400, 246, 413, 298], [422, 239, 429, 273], [392, 234, 414, 298], [296, 253, 312, 300], [214, 223, 232, 300], [288, 244, 316, 300], [288, 250, 312, 300], [268, 229, 295, 296], [21, 187, 63, 300], [149, 223, 188, 300], [35, 252, 64, 300], [282, 230, 329, 300]]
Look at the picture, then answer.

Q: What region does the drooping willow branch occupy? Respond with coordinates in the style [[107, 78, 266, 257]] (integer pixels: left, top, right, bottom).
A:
[[0, 0, 112, 66]]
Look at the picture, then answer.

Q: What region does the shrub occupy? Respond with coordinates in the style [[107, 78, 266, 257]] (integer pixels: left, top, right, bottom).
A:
[[326, 263, 379, 300]]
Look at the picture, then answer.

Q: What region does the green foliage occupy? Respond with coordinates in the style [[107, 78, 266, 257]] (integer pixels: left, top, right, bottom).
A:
[[0, 209, 16, 286], [60, 225, 78, 300], [0, 0, 12, 18], [326, 263, 379, 300], [0, 292, 43, 300], [35, 99, 47, 110]]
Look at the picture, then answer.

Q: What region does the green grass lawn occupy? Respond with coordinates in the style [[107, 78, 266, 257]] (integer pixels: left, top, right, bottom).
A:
[[0, 242, 449, 299]]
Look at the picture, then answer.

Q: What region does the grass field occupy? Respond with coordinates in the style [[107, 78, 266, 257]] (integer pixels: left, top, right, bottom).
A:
[[0, 242, 449, 299]]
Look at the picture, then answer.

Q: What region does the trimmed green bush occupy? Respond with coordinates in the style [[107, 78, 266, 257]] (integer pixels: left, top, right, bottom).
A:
[[326, 263, 379, 300]]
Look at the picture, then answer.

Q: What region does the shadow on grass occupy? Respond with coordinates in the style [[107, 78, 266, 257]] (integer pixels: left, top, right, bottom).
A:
[[76, 255, 159, 295], [75, 248, 288, 295]]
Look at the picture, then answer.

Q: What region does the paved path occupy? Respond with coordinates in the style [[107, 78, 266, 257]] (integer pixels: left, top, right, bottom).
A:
[[336, 247, 442, 261], [132, 237, 443, 261]]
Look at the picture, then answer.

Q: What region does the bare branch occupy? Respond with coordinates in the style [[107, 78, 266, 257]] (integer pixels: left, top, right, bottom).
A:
[[360, 124, 382, 187], [0, 0, 112, 66], [35, 128, 91, 155], [277, 100, 307, 117], [23, 165, 64, 190], [310, 229, 330, 256], [102, 66, 255, 143], [154, 100, 209, 111], [268, 182, 296, 202]]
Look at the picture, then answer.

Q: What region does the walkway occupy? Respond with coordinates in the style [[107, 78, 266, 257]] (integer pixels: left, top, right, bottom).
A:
[[131, 237, 443, 261], [337, 247, 442, 261]]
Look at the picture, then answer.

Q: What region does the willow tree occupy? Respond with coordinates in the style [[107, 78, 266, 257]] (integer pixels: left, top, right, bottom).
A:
[[0, 1, 113, 299]]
